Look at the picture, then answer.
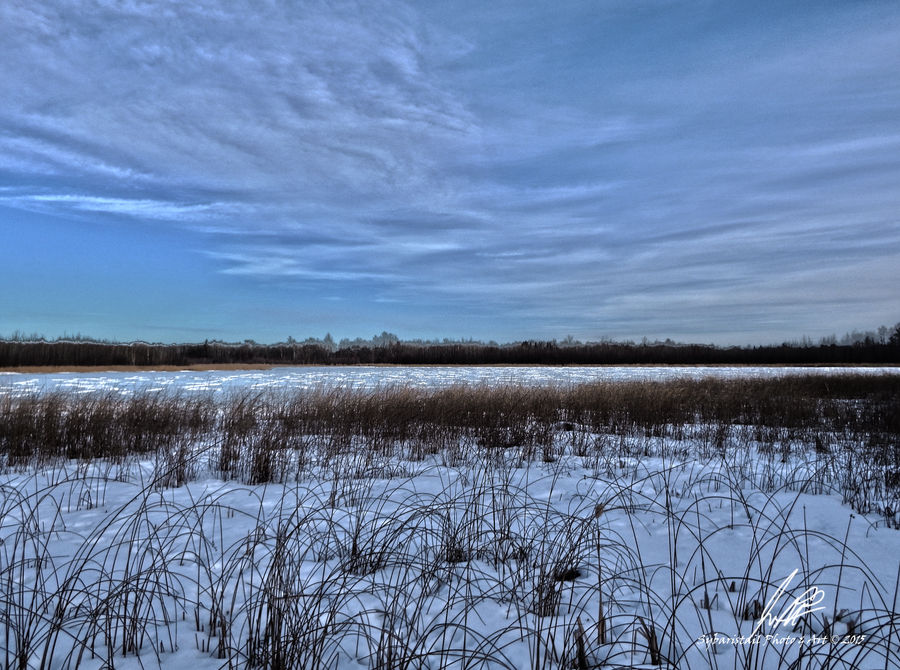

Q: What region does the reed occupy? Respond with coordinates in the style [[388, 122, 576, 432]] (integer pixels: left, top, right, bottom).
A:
[[1, 374, 899, 668]]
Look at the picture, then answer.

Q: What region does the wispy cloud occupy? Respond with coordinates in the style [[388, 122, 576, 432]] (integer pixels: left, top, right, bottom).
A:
[[1, 0, 898, 342], [0, 193, 243, 221]]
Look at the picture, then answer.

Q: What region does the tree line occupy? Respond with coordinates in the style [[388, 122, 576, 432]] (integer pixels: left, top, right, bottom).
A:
[[1, 324, 899, 367]]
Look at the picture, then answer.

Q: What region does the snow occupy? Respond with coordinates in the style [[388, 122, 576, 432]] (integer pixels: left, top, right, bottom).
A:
[[2, 364, 897, 397], [2, 427, 898, 669]]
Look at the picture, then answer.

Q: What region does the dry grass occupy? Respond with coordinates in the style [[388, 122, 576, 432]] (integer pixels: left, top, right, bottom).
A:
[[2, 374, 898, 519], [1, 374, 899, 668]]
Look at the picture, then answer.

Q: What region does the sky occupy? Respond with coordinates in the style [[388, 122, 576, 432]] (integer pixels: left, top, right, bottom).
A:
[[1, 0, 899, 346]]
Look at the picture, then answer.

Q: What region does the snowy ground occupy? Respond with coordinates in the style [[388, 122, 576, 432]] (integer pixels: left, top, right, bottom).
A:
[[2, 365, 898, 397], [2, 425, 898, 669]]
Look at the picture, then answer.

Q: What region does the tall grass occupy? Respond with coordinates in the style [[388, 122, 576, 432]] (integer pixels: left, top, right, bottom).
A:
[[1, 374, 899, 668]]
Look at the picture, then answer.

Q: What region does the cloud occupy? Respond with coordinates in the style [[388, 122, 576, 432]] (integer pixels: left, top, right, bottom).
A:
[[1, 0, 476, 193], [1, 0, 899, 342], [0, 193, 244, 221]]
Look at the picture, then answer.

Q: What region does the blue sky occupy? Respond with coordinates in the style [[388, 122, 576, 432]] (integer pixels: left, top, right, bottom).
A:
[[2, 0, 898, 345]]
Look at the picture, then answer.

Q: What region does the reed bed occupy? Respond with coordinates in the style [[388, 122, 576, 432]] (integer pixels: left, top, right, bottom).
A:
[[1, 374, 898, 669]]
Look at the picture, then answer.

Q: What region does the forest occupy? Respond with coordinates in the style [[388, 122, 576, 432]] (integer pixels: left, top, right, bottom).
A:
[[1, 323, 899, 367]]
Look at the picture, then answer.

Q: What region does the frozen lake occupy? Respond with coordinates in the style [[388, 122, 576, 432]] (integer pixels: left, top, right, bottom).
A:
[[1, 364, 896, 396]]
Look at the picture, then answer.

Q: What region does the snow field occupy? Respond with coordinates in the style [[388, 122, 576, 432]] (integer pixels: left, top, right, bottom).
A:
[[3, 365, 897, 397], [2, 424, 899, 670]]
